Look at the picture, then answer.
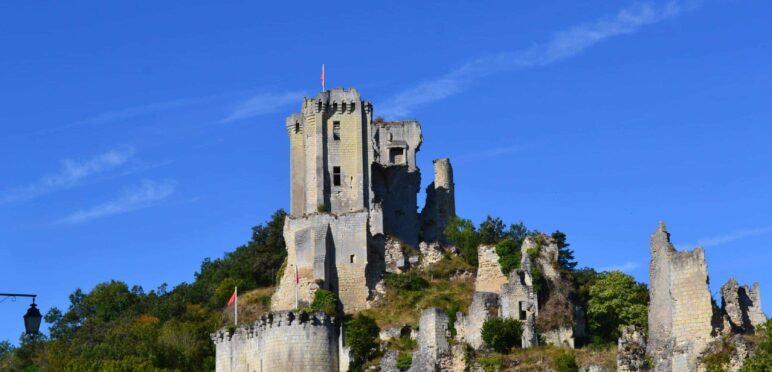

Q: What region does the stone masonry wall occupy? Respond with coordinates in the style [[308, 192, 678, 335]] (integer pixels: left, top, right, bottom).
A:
[[475, 245, 508, 294], [409, 308, 451, 372], [272, 211, 371, 313], [212, 311, 339, 372], [647, 222, 715, 371]]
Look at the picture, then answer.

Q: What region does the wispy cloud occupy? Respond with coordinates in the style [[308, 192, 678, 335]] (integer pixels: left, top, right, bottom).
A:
[[453, 143, 533, 164], [0, 147, 135, 204], [689, 225, 772, 248], [76, 97, 211, 127], [219, 91, 306, 123], [380, 1, 690, 117], [57, 180, 175, 224], [600, 261, 640, 273]]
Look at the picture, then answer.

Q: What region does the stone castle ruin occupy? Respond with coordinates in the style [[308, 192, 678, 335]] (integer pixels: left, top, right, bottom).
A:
[[212, 88, 765, 372], [617, 222, 767, 372], [270, 88, 455, 314]]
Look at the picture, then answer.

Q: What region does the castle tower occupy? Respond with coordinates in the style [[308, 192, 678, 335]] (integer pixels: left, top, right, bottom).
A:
[[286, 88, 373, 216]]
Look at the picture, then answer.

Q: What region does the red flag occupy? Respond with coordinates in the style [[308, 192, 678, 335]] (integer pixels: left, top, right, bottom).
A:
[[227, 288, 237, 306], [320, 64, 325, 91]]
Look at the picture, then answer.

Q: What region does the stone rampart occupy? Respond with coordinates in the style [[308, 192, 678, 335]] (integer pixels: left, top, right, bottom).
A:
[[212, 311, 339, 372]]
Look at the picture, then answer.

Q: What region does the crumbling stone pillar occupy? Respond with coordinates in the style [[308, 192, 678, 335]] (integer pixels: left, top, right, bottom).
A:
[[617, 325, 647, 372]]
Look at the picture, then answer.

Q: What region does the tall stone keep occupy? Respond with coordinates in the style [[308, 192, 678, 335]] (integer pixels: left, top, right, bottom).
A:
[[286, 89, 373, 216], [647, 222, 715, 371], [273, 88, 455, 315]]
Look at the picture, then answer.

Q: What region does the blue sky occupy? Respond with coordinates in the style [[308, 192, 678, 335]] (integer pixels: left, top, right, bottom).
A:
[[1, 0, 770, 342]]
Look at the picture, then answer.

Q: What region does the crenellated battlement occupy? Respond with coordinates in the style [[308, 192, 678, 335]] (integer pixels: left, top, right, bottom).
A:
[[301, 88, 372, 115]]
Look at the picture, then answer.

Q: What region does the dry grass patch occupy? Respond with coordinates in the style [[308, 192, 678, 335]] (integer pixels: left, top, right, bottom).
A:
[[222, 287, 274, 325]]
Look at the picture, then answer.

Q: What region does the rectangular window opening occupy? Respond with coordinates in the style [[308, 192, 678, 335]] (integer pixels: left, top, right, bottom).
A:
[[333, 166, 341, 186], [519, 301, 527, 320], [350, 254, 355, 264], [333, 121, 340, 140]]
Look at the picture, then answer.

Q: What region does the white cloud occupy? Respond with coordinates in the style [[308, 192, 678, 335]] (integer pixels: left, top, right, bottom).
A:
[[600, 261, 640, 273], [693, 225, 772, 247], [57, 180, 175, 224], [219, 91, 306, 123], [380, 1, 689, 117], [0, 147, 135, 204]]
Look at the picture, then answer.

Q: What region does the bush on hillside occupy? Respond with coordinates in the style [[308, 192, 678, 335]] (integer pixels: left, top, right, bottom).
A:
[[345, 314, 380, 371], [481, 317, 523, 353]]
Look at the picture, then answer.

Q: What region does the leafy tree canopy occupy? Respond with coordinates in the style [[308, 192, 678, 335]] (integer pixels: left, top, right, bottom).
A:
[[586, 271, 649, 345]]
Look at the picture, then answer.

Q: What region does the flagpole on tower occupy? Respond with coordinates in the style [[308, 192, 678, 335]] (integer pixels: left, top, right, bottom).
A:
[[295, 266, 299, 309], [235, 286, 238, 326]]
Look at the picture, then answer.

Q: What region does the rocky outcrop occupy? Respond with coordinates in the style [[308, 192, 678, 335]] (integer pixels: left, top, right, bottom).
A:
[[721, 277, 766, 334], [384, 237, 408, 274], [418, 241, 445, 270], [617, 325, 647, 372]]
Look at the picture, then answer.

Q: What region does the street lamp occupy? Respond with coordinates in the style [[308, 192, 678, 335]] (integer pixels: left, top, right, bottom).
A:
[[1, 293, 41, 335], [24, 301, 42, 335]]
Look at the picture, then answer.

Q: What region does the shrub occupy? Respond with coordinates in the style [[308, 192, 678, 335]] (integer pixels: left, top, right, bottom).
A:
[[384, 273, 428, 291], [481, 317, 523, 353], [396, 352, 412, 371], [316, 203, 328, 213], [740, 319, 772, 371], [495, 238, 521, 275], [553, 350, 579, 372], [345, 314, 380, 371], [310, 289, 337, 316]]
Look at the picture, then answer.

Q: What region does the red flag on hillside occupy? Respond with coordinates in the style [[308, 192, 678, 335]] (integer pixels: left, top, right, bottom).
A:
[[227, 288, 237, 306]]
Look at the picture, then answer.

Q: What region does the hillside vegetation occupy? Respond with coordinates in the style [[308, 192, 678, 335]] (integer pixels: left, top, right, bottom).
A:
[[0, 211, 654, 371]]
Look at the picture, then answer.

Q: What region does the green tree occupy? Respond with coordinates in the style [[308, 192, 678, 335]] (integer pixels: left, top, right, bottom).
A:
[[481, 317, 523, 353], [587, 271, 648, 344], [345, 314, 380, 371], [495, 238, 522, 275], [443, 217, 481, 266], [479, 216, 506, 244], [551, 230, 577, 271]]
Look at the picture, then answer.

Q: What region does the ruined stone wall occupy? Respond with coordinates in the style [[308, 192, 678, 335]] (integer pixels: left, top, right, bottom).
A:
[[721, 277, 767, 333], [212, 311, 339, 372], [409, 308, 451, 372], [272, 211, 371, 313], [455, 292, 500, 349], [371, 166, 420, 246], [420, 158, 455, 242], [647, 223, 715, 371], [475, 245, 508, 293]]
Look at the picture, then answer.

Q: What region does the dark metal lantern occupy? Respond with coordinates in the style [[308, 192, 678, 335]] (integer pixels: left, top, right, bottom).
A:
[[23, 302, 42, 335]]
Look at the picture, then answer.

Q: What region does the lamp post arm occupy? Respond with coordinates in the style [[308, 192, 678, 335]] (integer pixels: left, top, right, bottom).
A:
[[0, 293, 37, 303]]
